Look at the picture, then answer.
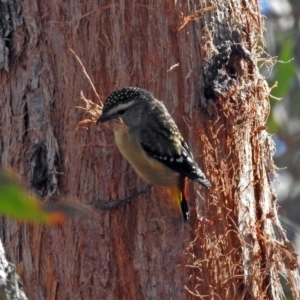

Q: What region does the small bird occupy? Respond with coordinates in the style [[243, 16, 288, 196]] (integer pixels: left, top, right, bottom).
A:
[[97, 87, 210, 221]]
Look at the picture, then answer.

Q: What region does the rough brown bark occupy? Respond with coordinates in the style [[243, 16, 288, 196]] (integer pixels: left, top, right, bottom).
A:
[[0, 1, 298, 300]]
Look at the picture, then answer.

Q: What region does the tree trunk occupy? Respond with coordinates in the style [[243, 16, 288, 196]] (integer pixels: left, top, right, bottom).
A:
[[0, 0, 298, 299]]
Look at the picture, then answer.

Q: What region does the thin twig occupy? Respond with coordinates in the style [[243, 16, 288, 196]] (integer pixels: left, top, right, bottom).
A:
[[177, 6, 215, 31], [69, 48, 101, 102]]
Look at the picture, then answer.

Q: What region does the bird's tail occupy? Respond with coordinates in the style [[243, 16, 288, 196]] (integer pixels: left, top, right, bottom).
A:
[[169, 178, 189, 221], [180, 193, 189, 222]]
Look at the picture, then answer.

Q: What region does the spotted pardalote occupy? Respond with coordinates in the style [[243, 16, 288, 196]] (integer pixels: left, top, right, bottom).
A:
[[97, 87, 210, 221]]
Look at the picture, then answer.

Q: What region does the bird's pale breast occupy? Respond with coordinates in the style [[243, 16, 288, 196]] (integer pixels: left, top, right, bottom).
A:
[[113, 124, 179, 186]]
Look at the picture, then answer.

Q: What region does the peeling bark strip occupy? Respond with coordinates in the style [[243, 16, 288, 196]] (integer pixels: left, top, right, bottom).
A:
[[0, 239, 28, 300], [0, 1, 298, 300], [0, 0, 23, 71]]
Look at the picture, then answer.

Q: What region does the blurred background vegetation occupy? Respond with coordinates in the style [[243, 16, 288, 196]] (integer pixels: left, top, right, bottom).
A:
[[261, 0, 300, 298]]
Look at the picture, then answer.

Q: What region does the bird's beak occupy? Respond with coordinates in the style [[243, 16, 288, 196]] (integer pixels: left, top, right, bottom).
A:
[[96, 114, 110, 124]]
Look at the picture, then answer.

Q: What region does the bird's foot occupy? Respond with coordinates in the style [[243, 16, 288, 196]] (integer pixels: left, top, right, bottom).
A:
[[94, 184, 152, 210]]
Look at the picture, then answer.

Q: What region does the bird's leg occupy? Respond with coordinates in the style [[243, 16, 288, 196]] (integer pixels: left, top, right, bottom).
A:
[[94, 184, 152, 210]]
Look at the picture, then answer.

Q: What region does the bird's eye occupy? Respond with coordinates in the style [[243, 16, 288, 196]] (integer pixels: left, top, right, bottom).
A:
[[118, 109, 126, 115]]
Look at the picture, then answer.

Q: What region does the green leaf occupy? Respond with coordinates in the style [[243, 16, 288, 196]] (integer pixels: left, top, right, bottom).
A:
[[0, 171, 65, 224], [271, 38, 296, 99]]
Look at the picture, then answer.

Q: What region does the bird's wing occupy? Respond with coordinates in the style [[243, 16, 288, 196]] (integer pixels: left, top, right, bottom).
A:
[[139, 116, 211, 189]]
